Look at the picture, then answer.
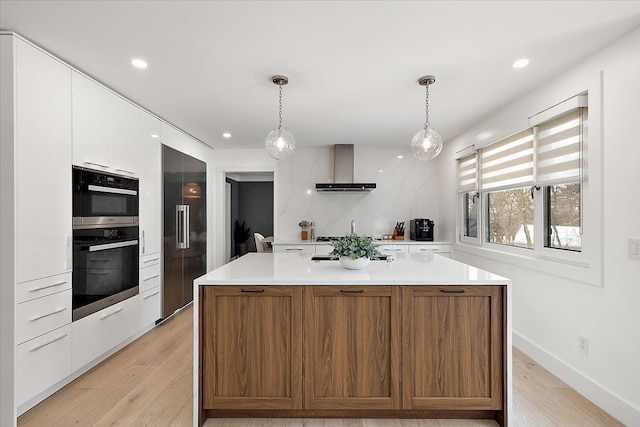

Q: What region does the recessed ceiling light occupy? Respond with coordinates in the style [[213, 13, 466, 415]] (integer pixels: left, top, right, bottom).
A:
[[512, 58, 529, 69], [222, 132, 232, 138], [131, 58, 148, 69], [150, 134, 159, 138], [306, 189, 312, 195], [378, 169, 384, 173], [397, 155, 404, 159]]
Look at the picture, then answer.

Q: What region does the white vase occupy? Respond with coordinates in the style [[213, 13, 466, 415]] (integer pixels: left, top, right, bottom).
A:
[[339, 256, 370, 270]]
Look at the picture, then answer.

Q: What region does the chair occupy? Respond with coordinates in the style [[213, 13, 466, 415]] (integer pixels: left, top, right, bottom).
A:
[[254, 233, 265, 253]]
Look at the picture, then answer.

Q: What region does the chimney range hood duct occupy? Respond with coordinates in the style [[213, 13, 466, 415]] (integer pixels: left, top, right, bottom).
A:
[[315, 144, 376, 192]]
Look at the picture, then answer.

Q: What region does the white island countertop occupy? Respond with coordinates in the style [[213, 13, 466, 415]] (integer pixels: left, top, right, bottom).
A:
[[194, 252, 509, 286]]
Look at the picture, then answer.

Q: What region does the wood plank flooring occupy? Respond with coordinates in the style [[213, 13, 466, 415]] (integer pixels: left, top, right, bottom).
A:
[[18, 304, 622, 427]]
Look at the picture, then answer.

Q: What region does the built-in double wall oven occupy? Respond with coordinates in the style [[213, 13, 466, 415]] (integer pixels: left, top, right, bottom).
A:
[[72, 167, 139, 321]]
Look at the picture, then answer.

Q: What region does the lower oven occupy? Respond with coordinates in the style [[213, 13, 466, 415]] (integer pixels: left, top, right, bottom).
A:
[[72, 225, 139, 321]]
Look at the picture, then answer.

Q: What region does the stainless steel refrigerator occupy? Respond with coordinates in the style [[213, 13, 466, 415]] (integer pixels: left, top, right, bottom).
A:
[[162, 145, 206, 319]]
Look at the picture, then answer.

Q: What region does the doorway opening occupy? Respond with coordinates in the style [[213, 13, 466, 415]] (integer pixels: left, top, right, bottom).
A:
[[225, 172, 274, 262]]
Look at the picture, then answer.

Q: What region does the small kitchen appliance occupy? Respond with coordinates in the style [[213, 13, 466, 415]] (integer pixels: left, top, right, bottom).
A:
[[410, 219, 434, 241]]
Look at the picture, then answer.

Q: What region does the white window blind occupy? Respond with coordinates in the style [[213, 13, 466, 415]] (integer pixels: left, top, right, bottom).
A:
[[536, 108, 583, 185], [458, 152, 477, 193], [480, 129, 534, 190]]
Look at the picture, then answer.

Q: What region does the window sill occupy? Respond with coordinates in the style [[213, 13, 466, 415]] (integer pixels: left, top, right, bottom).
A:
[[453, 241, 602, 287]]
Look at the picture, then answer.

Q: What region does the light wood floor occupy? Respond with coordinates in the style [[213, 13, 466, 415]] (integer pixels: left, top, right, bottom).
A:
[[18, 304, 623, 427]]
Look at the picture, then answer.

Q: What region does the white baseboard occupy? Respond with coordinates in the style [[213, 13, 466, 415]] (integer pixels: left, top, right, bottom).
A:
[[513, 331, 640, 427]]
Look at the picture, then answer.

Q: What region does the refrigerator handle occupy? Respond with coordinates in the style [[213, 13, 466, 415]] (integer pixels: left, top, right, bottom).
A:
[[176, 205, 183, 249], [185, 205, 190, 249]]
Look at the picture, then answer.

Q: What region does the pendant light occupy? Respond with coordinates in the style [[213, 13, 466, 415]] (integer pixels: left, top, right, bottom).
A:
[[265, 75, 296, 160], [411, 75, 443, 161]]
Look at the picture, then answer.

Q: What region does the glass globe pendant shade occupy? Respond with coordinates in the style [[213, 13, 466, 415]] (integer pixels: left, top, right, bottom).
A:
[[265, 126, 296, 160], [411, 126, 443, 161]]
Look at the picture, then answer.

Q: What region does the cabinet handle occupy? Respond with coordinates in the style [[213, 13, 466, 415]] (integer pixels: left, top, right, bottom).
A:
[[420, 248, 434, 251], [100, 307, 123, 320], [241, 289, 265, 293], [340, 289, 364, 294], [143, 257, 160, 263], [29, 334, 68, 353], [141, 230, 145, 254], [66, 235, 72, 271], [89, 272, 109, 275], [28, 281, 67, 293], [115, 168, 135, 175], [143, 274, 160, 281], [84, 161, 109, 169], [143, 290, 160, 300], [285, 248, 303, 251], [440, 289, 465, 294], [29, 307, 67, 322]]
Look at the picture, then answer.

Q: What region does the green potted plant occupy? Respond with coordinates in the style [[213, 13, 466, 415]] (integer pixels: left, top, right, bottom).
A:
[[330, 233, 380, 270], [233, 220, 251, 256]]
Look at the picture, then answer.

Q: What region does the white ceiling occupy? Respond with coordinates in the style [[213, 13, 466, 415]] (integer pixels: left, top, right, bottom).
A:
[[2, 1, 640, 150]]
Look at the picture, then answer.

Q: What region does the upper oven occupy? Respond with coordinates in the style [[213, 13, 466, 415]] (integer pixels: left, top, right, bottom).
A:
[[73, 166, 139, 227]]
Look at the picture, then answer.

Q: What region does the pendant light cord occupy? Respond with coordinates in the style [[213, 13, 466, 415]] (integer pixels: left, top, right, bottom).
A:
[[424, 83, 430, 130], [278, 84, 283, 129]]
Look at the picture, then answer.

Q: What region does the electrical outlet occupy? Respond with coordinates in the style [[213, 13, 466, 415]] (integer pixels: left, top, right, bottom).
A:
[[579, 335, 589, 355], [629, 239, 640, 260]]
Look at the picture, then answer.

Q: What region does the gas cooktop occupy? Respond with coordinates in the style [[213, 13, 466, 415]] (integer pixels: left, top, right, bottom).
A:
[[315, 236, 341, 242]]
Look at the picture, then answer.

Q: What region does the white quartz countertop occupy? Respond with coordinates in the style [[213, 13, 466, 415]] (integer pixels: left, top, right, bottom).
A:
[[272, 240, 453, 246], [194, 253, 509, 286]]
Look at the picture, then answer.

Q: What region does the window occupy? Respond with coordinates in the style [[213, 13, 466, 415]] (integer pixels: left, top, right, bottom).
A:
[[457, 94, 587, 255], [487, 187, 534, 248]]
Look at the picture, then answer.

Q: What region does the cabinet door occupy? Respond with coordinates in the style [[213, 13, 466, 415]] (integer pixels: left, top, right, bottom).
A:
[[303, 286, 401, 410], [15, 40, 72, 282], [110, 94, 139, 176], [201, 286, 302, 410], [402, 285, 503, 410], [72, 71, 111, 170], [138, 112, 161, 255]]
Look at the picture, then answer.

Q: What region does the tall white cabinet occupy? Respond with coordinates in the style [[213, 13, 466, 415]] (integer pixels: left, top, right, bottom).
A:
[[138, 111, 162, 327], [5, 38, 74, 412]]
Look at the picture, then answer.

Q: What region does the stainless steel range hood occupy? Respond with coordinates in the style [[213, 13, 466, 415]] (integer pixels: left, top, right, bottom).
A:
[[315, 144, 376, 192]]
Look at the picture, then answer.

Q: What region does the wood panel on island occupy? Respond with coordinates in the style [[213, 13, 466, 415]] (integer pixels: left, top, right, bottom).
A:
[[198, 284, 507, 425]]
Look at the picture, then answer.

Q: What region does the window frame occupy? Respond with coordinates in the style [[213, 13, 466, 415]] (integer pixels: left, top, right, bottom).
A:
[[455, 90, 603, 286]]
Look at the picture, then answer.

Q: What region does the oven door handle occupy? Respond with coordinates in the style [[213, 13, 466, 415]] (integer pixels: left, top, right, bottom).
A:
[[87, 184, 137, 196], [89, 240, 138, 252]]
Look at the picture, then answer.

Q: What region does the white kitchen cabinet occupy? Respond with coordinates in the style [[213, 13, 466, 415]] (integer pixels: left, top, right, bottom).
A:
[[16, 272, 71, 305], [376, 243, 409, 254], [15, 289, 72, 345], [139, 287, 161, 329], [15, 39, 72, 283], [72, 71, 139, 176], [139, 262, 161, 294], [15, 324, 72, 407], [72, 296, 138, 371], [408, 243, 451, 258], [273, 244, 315, 254], [138, 111, 162, 256]]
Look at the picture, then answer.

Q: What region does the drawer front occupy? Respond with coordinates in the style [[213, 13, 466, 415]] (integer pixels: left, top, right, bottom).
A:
[[16, 324, 72, 406], [377, 244, 409, 254], [139, 262, 161, 293], [16, 272, 72, 304], [273, 245, 315, 254], [408, 244, 451, 254], [72, 295, 138, 371], [140, 252, 161, 267], [16, 289, 72, 344], [139, 286, 161, 328]]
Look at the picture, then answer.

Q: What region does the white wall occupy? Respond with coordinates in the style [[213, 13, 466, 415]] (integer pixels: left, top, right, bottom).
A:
[[277, 146, 440, 240], [437, 27, 640, 426]]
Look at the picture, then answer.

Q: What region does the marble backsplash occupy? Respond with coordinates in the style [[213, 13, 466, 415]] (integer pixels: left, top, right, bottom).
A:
[[277, 146, 440, 240]]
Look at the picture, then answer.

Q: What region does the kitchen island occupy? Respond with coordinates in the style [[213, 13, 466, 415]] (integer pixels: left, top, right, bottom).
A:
[[193, 252, 511, 426]]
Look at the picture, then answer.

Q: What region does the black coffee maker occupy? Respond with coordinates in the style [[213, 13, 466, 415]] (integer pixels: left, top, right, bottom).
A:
[[410, 219, 434, 241]]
